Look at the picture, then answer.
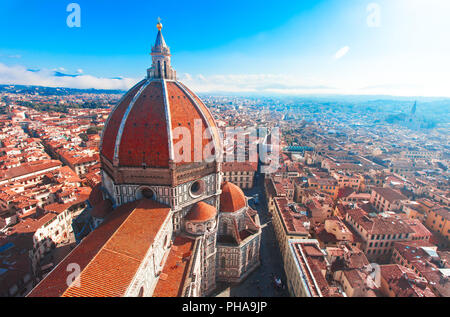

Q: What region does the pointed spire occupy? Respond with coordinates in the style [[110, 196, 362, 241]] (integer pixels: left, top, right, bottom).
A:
[[411, 101, 417, 115], [154, 17, 167, 49], [157, 17, 162, 30], [147, 18, 176, 80]]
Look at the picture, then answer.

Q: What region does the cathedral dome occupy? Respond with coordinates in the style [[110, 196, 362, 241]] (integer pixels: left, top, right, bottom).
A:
[[220, 182, 246, 213], [100, 23, 220, 169], [185, 201, 217, 222]]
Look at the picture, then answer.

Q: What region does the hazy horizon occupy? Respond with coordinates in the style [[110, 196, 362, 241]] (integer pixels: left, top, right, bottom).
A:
[[1, 0, 450, 97]]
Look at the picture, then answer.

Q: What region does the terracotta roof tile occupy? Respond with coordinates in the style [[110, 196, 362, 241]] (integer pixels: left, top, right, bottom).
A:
[[28, 199, 170, 297], [185, 201, 217, 222], [100, 80, 219, 168], [153, 236, 195, 297], [101, 80, 147, 162], [118, 81, 170, 167], [220, 181, 246, 213]]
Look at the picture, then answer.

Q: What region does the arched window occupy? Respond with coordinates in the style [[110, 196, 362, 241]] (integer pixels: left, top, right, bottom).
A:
[[196, 224, 203, 232], [138, 287, 144, 297], [164, 61, 167, 78], [142, 188, 155, 199], [221, 257, 226, 268], [222, 222, 228, 234], [239, 218, 244, 230]]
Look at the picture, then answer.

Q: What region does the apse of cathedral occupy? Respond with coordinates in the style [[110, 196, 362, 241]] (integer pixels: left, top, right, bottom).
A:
[[28, 20, 261, 297]]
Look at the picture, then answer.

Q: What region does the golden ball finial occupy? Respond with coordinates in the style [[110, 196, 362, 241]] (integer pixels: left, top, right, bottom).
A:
[[156, 17, 162, 31]]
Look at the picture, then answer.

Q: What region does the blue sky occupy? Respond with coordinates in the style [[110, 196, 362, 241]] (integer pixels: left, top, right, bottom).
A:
[[1, 0, 449, 96]]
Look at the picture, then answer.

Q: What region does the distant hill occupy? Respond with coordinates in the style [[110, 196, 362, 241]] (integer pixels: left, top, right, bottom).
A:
[[0, 84, 126, 96]]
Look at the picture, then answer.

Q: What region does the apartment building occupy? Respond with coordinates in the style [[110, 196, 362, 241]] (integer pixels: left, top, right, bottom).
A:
[[392, 241, 449, 297], [370, 187, 408, 213], [425, 206, 450, 247], [379, 264, 436, 297], [222, 162, 257, 189], [345, 209, 414, 262], [284, 239, 344, 297], [273, 197, 310, 261]]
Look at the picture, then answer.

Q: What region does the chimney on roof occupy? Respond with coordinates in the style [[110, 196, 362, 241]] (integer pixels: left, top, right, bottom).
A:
[[413, 278, 428, 290]]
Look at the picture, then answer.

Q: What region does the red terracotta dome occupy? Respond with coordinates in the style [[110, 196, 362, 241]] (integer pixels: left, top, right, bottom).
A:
[[185, 201, 217, 222], [100, 23, 220, 169], [220, 182, 246, 213]]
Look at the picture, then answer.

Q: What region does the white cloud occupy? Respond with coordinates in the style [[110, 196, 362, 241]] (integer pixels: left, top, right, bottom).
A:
[[334, 46, 350, 60], [196, 74, 206, 81], [1, 63, 448, 97], [179, 73, 335, 94], [178, 72, 450, 97], [182, 73, 192, 81], [0, 63, 138, 90]]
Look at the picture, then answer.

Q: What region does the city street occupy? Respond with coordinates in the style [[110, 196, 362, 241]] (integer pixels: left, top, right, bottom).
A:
[[214, 173, 289, 297]]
